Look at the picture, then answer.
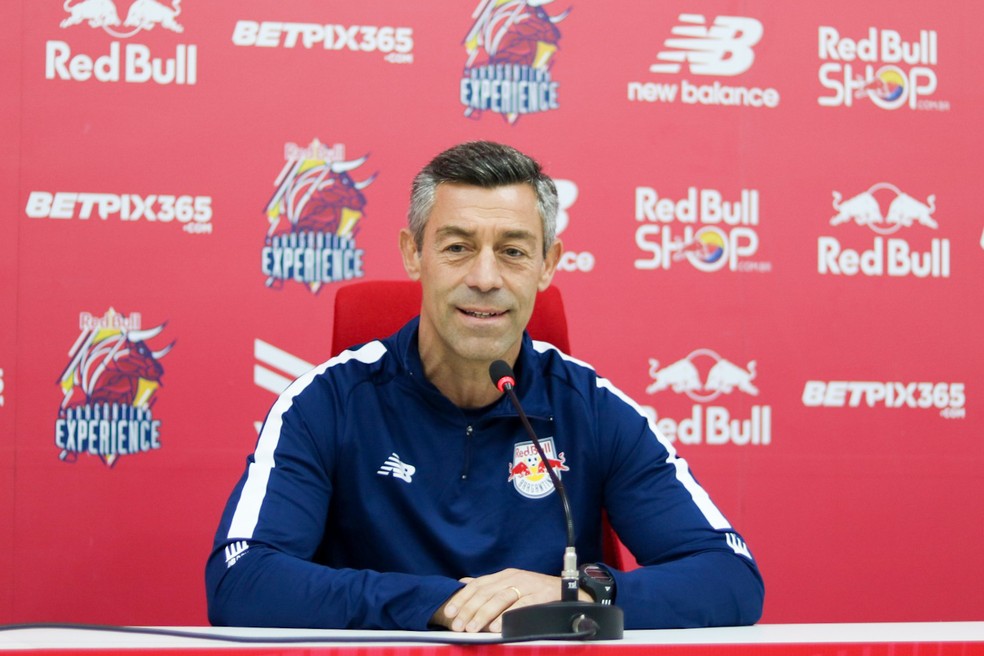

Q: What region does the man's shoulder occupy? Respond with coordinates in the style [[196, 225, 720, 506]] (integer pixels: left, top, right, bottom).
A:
[[528, 340, 602, 393], [290, 340, 399, 408]]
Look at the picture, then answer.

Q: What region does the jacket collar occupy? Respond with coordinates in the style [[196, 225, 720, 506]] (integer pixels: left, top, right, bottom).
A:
[[389, 316, 554, 420]]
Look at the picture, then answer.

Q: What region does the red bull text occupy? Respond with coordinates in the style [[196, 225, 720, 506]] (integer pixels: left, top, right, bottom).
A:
[[646, 405, 772, 446]]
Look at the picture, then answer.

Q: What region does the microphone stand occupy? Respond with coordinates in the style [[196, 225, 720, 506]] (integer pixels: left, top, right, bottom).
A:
[[491, 361, 623, 641]]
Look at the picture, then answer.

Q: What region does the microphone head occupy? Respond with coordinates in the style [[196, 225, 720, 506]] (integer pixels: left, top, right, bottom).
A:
[[489, 360, 516, 393]]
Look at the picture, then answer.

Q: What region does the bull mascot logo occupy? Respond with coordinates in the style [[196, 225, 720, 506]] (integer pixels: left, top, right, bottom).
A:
[[463, 0, 571, 123], [647, 349, 758, 403], [60, 0, 184, 37], [263, 139, 376, 294], [830, 183, 938, 236], [57, 309, 174, 466]]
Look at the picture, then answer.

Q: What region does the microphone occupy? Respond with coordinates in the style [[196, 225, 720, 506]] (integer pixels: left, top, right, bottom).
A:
[[489, 360, 623, 641]]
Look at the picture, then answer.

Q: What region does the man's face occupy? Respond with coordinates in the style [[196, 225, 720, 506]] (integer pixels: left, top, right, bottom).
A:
[[400, 182, 561, 370]]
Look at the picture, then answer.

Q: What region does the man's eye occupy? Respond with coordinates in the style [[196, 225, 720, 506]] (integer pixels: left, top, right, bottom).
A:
[[503, 247, 527, 258], [445, 244, 467, 253]]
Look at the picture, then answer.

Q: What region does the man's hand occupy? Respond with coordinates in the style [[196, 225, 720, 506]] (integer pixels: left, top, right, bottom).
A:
[[431, 568, 591, 633]]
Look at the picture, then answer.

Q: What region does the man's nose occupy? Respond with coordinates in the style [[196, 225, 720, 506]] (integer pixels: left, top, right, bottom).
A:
[[464, 247, 504, 292]]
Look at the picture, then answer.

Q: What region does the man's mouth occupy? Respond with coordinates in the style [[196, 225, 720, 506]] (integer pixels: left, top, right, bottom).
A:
[[459, 309, 506, 319]]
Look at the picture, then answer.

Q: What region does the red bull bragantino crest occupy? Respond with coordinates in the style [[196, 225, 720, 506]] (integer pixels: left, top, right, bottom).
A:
[[261, 139, 376, 294], [460, 0, 571, 123], [508, 438, 569, 498], [55, 309, 174, 466]]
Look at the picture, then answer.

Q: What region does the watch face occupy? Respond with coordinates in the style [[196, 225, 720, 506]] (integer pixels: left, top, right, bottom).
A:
[[582, 564, 613, 583]]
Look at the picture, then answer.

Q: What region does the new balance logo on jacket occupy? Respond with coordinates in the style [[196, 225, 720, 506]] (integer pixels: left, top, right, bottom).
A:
[[376, 453, 415, 483], [224, 540, 250, 568]]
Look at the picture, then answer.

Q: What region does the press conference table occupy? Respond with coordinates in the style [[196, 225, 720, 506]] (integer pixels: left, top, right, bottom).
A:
[[2, 622, 983, 655]]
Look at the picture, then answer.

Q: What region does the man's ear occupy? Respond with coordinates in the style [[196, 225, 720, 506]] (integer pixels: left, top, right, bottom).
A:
[[538, 239, 563, 291], [399, 228, 421, 281]]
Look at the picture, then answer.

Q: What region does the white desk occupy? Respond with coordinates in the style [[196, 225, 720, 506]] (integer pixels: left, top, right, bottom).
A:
[[1, 622, 982, 654]]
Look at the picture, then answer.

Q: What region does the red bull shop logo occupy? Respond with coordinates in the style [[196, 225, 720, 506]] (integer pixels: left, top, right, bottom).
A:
[[261, 140, 375, 294], [643, 349, 772, 446], [634, 187, 771, 273], [460, 0, 570, 123], [818, 183, 950, 278], [508, 439, 568, 499], [818, 26, 948, 111], [54, 309, 174, 466]]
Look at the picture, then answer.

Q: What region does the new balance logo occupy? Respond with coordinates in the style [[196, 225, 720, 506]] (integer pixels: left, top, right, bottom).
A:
[[376, 453, 415, 483], [224, 540, 250, 568], [725, 533, 753, 560], [649, 15, 763, 76]]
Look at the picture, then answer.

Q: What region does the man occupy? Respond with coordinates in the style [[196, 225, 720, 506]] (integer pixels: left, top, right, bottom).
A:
[[206, 141, 764, 632]]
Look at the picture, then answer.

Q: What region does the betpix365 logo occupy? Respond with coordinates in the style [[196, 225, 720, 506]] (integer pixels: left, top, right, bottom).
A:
[[803, 380, 965, 419], [231, 17, 414, 64], [25, 191, 213, 234], [634, 186, 771, 273], [55, 308, 174, 466], [818, 183, 950, 278], [49, 1, 197, 85], [640, 349, 772, 446], [460, 0, 571, 123], [261, 139, 376, 294], [818, 25, 948, 111], [628, 14, 780, 108]]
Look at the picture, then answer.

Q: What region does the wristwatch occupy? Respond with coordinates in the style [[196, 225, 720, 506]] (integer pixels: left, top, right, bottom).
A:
[[578, 563, 616, 605]]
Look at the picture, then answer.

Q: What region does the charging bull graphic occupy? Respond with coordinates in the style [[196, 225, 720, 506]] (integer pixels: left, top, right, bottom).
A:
[[55, 309, 173, 466], [830, 183, 938, 235], [647, 349, 758, 403], [461, 0, 571, 123], [262, 139, 376, 293], [509, 439, 568, 499], [61, 0, 183, 37]]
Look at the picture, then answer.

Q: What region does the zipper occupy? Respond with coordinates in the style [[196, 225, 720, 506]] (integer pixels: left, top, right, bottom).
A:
[[460, 424, 474, 480]]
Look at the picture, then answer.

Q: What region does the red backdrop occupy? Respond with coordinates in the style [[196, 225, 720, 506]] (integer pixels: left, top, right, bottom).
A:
[[2, 0, 981, 626]]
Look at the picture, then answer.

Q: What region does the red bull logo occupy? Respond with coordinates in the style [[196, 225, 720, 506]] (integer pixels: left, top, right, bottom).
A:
[[50, 1, 196, 85], [818, 26, 948, 111], [508, 439, 568, 498], [643, 350, 771, 446], [460, 0, 571, 123], [260, 139, 376, 294], [820, 183, 950, 278], [54, 308, 174, 466]]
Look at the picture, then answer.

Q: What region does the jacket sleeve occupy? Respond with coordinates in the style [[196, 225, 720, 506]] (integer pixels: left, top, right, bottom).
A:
[[205, 373, 462, 630], [593, 382, 765, 629]]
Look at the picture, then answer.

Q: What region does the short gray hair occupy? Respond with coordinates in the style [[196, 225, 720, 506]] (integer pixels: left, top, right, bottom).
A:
[[407, 141, 558, 255]]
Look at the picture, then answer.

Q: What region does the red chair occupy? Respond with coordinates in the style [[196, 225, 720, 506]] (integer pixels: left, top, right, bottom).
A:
[[330, 280, 628, 570]]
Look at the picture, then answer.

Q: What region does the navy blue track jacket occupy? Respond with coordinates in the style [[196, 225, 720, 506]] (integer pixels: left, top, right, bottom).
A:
[[206, 318, 764, 630]]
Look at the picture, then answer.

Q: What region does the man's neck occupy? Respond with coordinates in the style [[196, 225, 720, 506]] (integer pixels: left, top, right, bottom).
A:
[[416, 337, 520, 409], [424, 360, 504, 409]]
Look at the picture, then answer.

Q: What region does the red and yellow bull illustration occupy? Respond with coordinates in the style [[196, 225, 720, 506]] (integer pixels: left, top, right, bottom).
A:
[[460, 0, 571, 123], [261, 139, 376, 293], [55, 308, 174, 466], [508, 438, 569, 498]]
